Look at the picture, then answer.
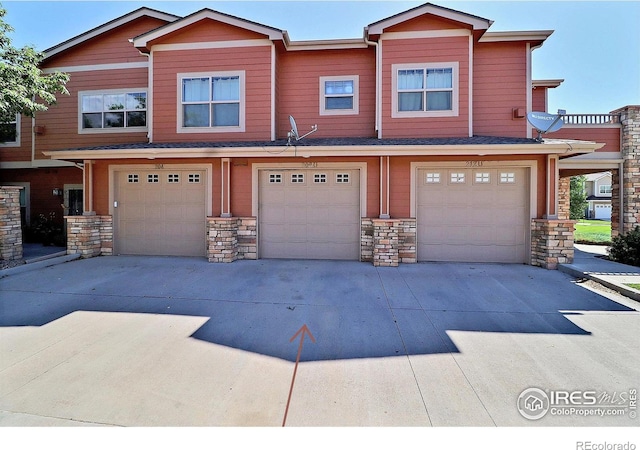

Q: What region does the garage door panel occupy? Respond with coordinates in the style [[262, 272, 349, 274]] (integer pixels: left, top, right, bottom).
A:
[[115, 169, 206, 257], [260, 168, 360, 260], [417, 167, 528, 263]]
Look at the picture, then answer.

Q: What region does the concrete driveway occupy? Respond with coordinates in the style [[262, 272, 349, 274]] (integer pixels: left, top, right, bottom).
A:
[[1, 256, 638, 427]]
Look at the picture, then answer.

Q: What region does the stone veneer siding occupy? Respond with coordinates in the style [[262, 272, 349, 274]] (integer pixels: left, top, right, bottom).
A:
[[206, 217, 257, 263], [558, 177, 571, 220], [360, 218, 374, 262], [372, 219, 399, 267], [612, 106, 640, 237], [0, 186, 23, 261], [66, 215, 113, 258], [531, 219, 575, 269]]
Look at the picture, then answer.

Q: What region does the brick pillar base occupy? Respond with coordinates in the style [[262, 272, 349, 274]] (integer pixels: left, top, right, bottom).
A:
[[206, 217, 257, 263], [372, 219, 399, 267], [66, 214, 112, 258], [0, 186, 24, 261], [531, 219, 576, 269]]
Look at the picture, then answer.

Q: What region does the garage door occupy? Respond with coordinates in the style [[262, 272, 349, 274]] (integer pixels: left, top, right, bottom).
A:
[[259, 168, 360, 260], [594, 204, 611, 220], [417, 167, 529, 263], [114, 169, 206, 256]]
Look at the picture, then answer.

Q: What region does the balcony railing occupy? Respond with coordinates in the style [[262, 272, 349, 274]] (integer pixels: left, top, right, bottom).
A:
[[561, 114, 621, 125]]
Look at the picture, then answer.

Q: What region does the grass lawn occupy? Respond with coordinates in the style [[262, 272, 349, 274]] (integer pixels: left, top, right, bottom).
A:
[[574, 219, 612, 245], [625, 284, 640, 291]]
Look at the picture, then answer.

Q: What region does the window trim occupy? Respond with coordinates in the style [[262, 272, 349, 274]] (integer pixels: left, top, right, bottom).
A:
[[391, 62, 459, 118], [177, 70, 246, 134], [78, 88, 148, 134], [0, 114, 20, 147], [319, 75, 359, 116], [598, 184, 612, 195]]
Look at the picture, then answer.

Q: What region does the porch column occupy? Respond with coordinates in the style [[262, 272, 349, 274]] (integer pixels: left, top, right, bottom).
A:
[[221, 158, 232, 218], [0, 186, 24, 261], [546, 155, 559, 218], [379, 156, 390, 218]]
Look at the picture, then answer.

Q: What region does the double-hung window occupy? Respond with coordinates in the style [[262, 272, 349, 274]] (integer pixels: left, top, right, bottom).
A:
[[179, 71, 245, 133], [79, 89, 147, 133], [599, 185, 612, 195], [0, 114, 19, 146], [319, 75, 359, 115], [392, 62, 458, 118]]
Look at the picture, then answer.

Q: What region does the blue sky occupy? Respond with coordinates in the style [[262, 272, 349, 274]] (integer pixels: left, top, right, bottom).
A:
[[2, 1, 639, 114]]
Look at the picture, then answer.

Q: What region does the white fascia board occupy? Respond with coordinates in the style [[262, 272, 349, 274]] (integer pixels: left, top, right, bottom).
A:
[[287, 39, 368, 51], [43, 140, 603, 161], [367, 4, 491, 35], [479, 30, 554, 43], [132, 9, 284, 49], [44, 8, 179, 59], [532, 79, 564, 88]]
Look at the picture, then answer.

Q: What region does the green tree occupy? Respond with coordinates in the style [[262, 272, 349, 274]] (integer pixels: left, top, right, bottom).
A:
[[0, 4, 69, 132], [569, 175, 588, 220]]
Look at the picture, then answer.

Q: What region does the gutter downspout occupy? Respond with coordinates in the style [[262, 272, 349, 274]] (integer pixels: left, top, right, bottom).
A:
[[364, 31, 381, 139]]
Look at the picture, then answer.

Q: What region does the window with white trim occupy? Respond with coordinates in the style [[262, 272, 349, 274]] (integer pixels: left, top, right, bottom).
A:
[[336, 173, 350, 184], [599, 185, 612, 195], [179, 71, 245, 133], [168, 174, 180, 183], [148, 174, 159, 183], [475, 173, 490, 183], [291, 173, 305, 184], [0, 114, 19, 147], [128, 174, 139, 183], [314, 173, 327, 183], [450, 172, 465, 183], [269, 173, 282, 184], [188, 174, 201, 183], [79, 90, 147, 133], [319, 75, 359, 116], [425, 172, 440, 183], [500, 172, 515, 183], [392, 62, 459, 118]]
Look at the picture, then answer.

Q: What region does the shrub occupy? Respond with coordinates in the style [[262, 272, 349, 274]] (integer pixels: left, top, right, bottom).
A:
[[608, 226, 640, 267]]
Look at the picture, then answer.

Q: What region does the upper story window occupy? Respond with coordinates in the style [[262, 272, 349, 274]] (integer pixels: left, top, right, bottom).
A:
[[79, 89, 147, 133], [319, 75, 359, 116], [599, 185, 612, 195], [392, 62, 459, 118], [0, 114, 19, 147], [179, 71, 245, 133]]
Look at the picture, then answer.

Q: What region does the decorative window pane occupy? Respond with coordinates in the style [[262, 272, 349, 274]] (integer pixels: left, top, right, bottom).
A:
[[80, 91, 147, 130], [426, 91, 452, 111], [212, 77, 239, 101], [188, 174, 201, 183], [426, 173, 440, 183], [183, 104, 209, 127], [426, 68, 452, 89], [269, 173, 282, 184], [336, 173, 350, 183], [147, 174, 159, 183], [291, 173, 304, 183], [450, 173, 465, 183], [398, 92, 423, 112], [182, 78, 209, 102], [128, 174, 139, 183], [168, 174, 180, 183], [212, 103, 239, 127], [398, 69, 424, 89], [475, 173, 490, 183], [314, 173, 327, 183], [500, 172, 515, 183], [326, 96, 353, 110]]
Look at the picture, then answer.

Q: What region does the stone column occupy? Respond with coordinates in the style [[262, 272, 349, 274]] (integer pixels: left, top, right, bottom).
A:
[[611, 105, 640, 237], [236, 217, 257, 260], [372, 219, 399, 267], [557, 177, 571, 220], [206, 217, 238, 263], [0, 186, 24, 261], [66, 215, 105, 258], [360, 218, 374, 262], [531, 219, 576, 269]]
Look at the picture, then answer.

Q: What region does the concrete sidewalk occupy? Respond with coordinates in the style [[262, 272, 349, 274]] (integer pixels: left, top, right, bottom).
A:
[[559, 244, 640, 301]]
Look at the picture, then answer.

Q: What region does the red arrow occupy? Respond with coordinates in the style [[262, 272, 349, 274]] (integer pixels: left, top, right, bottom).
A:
[[282, 324, 316, 427]]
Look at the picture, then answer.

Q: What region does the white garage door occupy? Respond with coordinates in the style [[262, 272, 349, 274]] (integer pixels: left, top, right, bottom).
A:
[[417, 167, 529, 263], [114, 169, 206, 256], [259, 169, 360, 260], [594, 204, 611, 220]]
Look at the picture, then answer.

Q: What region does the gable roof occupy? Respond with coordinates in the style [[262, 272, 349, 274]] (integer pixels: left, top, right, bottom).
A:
[[366, 2, 493, 36], [43, 7, 179, 60], [132, 8, 288, 52]]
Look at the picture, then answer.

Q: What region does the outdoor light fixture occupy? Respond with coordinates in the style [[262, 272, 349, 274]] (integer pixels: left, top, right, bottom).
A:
[[52, 188, 62, 196]]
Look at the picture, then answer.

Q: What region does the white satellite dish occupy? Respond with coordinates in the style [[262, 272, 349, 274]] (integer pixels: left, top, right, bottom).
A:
[[287, 115, 318, 145], [527, 111, 564, 141]]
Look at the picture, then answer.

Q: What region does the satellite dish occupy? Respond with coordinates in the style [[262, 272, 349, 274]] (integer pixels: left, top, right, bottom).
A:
[[527, 111, 564, 141], [287, 115, 318, 146]]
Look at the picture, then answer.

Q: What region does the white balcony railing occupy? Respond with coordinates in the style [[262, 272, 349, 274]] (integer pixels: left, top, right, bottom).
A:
[[561, 114, 621, 125]]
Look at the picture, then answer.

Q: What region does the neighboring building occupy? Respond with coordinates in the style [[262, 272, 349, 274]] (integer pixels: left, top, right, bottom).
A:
[[2, 3, 637, 268], [584, 172, 612, 220]]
